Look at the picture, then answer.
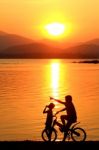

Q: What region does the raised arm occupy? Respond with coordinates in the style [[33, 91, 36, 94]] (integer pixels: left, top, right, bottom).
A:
[[56, 108, 66, 114], [43, 106, 48, 113], [50, 97, 65, 105]]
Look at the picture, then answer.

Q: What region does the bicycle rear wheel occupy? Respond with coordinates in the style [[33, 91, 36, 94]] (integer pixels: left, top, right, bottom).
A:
[[71, 127, 86, 142], [41, 128, 57, 141]]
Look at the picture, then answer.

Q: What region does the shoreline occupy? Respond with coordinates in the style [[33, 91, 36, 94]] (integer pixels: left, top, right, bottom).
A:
[[0, 141, 98, 149], [72, 59, 99, 64]]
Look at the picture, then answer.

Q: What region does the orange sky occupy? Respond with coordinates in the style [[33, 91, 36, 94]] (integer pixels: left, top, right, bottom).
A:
[[0, 0, 99, 43]]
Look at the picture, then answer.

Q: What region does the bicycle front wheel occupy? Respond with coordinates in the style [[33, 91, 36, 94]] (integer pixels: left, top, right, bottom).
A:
[[71, 127, 87, 142], [41, 128, 57, 141]]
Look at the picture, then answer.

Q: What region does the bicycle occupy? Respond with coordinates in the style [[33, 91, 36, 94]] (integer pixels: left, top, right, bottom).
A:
[[41, 114, 87, 142]]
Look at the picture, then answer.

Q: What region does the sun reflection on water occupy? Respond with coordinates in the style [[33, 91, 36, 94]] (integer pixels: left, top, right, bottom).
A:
[[44, 59, 69, 108], [51, 61, 60, 98]]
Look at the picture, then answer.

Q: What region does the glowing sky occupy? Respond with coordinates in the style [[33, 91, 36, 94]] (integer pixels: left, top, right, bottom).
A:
[[0, 0, 99, 42]]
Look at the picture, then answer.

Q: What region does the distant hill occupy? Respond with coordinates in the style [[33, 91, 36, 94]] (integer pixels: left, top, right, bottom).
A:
[[0, 31, 33, 50], [40, 38, 75, 49], [63, 44, 99, 58], [1, 42, 99, 59], [0, 42, 62, 58], [0, 31, 99, 59], [85, 38, 99, 45], [0, 31, 8, 36]]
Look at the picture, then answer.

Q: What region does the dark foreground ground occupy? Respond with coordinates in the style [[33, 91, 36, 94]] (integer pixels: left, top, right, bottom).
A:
[[0, 141, 98, 150]]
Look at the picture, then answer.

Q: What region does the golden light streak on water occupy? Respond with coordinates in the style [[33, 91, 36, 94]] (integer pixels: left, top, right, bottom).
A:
[[51, 62, 60, 97]]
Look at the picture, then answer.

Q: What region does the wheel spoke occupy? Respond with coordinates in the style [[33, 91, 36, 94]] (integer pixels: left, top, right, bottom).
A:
[[42, 128, 57, 141], [71, 127, 86, 141]]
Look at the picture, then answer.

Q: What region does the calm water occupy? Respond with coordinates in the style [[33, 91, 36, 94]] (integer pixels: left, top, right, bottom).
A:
[[0, 59, 99, 141]]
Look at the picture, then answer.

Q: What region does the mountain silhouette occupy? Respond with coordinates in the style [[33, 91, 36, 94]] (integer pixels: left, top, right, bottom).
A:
[[1, 43, 99, 59], [0, 31, 99, 59], [85, 38, 99, 45], [0, 31, 33, 50], [0, 42, 62, 58]]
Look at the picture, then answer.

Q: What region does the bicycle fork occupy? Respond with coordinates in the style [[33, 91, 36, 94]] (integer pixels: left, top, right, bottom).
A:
[[53, 119, 63, 128]]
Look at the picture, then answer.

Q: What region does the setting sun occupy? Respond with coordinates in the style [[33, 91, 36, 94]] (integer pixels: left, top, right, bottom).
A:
[[42, 22, 72, 40], [45, 23, 65, 36]]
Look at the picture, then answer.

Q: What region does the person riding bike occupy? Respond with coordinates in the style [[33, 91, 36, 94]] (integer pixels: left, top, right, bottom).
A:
[[50, 95, 77, 141]]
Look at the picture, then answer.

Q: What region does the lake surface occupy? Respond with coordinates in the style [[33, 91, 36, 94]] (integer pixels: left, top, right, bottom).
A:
[[0, 59, 99, 141]]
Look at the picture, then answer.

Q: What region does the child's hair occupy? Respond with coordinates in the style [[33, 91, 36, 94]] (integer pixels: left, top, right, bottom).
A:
[[48, 103, 55, 109]]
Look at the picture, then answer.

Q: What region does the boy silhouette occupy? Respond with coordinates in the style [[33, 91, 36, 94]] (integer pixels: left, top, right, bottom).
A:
[[50, 95, 77, 141], [43, 103, 55, 130]]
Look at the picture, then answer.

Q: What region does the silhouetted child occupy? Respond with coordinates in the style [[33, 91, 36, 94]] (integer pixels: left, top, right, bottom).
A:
[[43, 103, 55, 130], [50, 95, 77, 141]]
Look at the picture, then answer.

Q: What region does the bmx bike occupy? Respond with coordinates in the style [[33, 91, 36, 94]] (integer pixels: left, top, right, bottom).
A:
[[41, 114, 87, 142]]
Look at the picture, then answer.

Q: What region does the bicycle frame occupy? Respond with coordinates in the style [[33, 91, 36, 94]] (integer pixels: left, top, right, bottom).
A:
[[53, 115, 80, 129], [52, 116, 63, 129], [53, 116, 81, 136], [71, 122, 80, 129], [42, 114, 86, 142]]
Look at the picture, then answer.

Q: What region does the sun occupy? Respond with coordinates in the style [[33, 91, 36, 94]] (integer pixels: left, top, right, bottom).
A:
[[41, 21, 72, 40], [45, 22, 65, 36]]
